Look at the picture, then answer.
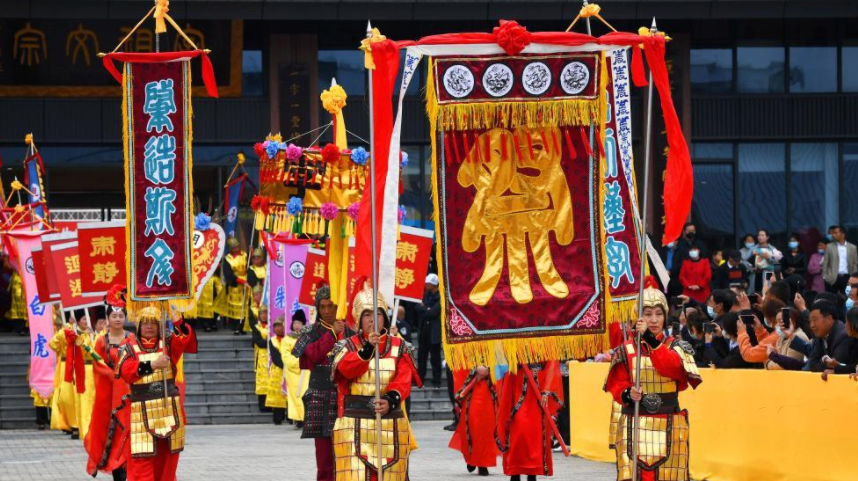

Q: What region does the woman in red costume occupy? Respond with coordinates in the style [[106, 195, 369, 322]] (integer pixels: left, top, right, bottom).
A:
[[85, 285, 133, 480], [115, 305, 197, 481], [497, 361, 563, 481], [449, 366, 500, 476]]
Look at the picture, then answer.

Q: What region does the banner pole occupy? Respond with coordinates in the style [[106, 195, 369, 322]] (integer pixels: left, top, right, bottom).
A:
[[366, 20, 384, 481], [631, 17, 658, 481]]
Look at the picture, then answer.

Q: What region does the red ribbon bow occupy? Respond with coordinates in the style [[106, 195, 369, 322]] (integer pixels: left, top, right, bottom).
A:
[[493, 20, 532, 56]]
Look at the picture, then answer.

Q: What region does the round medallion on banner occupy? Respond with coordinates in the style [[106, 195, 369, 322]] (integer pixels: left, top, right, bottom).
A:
[[227, 206, 238, 223], [483, 63, 514, 97], [289, 261, 305, 279], [25, 257, 35, 275], [560, 61, 590, 95], [30, 183, 40, 199], [442, 65, 475, 99], [192, 231, 204, 249], [522, 62, 552, 96]]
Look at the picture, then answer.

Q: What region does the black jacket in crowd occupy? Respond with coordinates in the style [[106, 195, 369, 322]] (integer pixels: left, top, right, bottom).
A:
[[414, 290, 442, 346], [781, 251, 807, 277], [711, 262, 749, 290], [806, 320, 858, 374]]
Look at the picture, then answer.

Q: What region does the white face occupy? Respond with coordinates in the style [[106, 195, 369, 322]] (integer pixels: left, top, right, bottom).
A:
[[642, 306, 665, 336]]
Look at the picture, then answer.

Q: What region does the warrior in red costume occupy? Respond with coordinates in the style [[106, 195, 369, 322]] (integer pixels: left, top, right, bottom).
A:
[[497, 361, 563, 481], [85, 285, 133, 481], [448, 366, 500, 476], [115, 305, 197, 481], [604, 278, 702, 481]]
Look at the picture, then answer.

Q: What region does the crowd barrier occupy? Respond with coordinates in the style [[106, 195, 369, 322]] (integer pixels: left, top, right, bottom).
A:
[[567, 362, 858, 481]]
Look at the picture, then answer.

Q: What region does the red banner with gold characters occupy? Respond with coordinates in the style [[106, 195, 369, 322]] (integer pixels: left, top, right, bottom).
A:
[[39, 232, 76, 305], [299, 247, 328, 307], [48, 237, 102, 309], [393, 226, 434, 303], [78, 222, 127, 297], [123, 58, 193, 301]]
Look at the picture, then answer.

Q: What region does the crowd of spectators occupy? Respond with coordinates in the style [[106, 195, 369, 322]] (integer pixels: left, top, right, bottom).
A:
[[661, 222, 858, 378]]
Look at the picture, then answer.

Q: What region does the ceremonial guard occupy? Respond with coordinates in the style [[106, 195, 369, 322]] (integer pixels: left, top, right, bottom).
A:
[[4, 267, 27, 334], [266, 315, 288, 425], [448, 366, 500, 476], [215, 237, 249, 335], [604, 279, 702, 481], [497, 361, 563, 481], [48, 314, 81, 438], [331, 285, 420, 481], [292, 286, 351, 481], [115, 306, 197, 481], [187, 275, 221, 332], [247, 247, 267, 288], [250, 304, 271, 412], [283, 310, 309, 426], [85, 286, 133, 480], [75, 311, 97, 442]]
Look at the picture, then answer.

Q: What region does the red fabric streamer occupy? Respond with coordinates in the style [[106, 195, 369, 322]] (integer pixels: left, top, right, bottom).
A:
[[631, 46, 648, 87], [525, 132, 535, 162], [579, 127, 592, 158], [462, 131, 472, 161], [444, 133, 454, 167], [563, 128, 576, 161], [540, 130, 551, 156], [64, 330, 86, 394], [451, 131, 462, 163], [102, 50, 218, 98]]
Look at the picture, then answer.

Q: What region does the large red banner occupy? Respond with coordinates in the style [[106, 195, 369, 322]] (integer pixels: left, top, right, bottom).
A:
[[78, 222, 127, 296], [299, 247, 328, 307], [40, 232, 76, 304], [393, 227, 434, 302], [124, 60, 193, 300], [30, 247, 55, 306]]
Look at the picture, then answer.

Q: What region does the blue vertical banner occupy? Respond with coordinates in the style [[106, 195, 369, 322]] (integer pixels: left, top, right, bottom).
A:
[[24, 153, 46, 219], [223, 174, 246, 238]]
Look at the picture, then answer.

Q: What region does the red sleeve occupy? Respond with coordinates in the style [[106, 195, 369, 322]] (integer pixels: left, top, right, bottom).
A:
[[300, 331, 337, 368], [118, 350, 142, 385], [169, 322, 197, 363], [92, 336, 113, 378], [648, 344, 686, 382], [605, 359, 631, 404], [678, 260, 691, 286], [335, 350, 371, 381], [385, 353, 414, 400]]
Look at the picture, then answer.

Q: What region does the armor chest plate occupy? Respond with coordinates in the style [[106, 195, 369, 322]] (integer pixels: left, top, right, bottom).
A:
[[133, 345, 174, 386], [349, 343, 400, 397], [630, 353, 677, 395]]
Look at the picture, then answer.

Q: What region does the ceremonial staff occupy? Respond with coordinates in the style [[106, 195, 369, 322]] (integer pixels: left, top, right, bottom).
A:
[[631, 17, 658, 481], [366, 20, 385, 481]]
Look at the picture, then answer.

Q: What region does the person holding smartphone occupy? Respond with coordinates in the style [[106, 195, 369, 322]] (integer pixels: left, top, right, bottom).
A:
[[703, 313, 756, 369], [737, 300, 782, 364], [766, 307, 811, 370], [604, 277, 702, 481]]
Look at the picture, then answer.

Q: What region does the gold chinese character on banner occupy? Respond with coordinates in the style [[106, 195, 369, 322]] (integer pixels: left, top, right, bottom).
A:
[[395, 268, 415, 290], [309, 283, 317, 299], [313, 262, 325, 278], [118, 27, 153, 53], [458, 127, 573, 306], [173, 23, 205, 51], [13, 22, 47, 67], [66, 24, 99, 67], [64, 255, 80, 275], [396, 242, 418, 263], [93, 262, 119, 284], [69, 279, 82, 297], [90, 236, 116, 256]]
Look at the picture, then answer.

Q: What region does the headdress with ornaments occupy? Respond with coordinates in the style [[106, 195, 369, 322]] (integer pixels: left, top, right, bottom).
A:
[[226, 237, 240, 249], [104, 284, 127, 314], [638, 276, 669, 317], [314, 284, 331, 312], [350, 280, 390, 331], [136, 306, 161, 326]]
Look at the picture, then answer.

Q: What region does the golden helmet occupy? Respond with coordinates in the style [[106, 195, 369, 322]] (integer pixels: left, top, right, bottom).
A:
[[136, 306, 161, 325], [638, 276, 668, 315], [226, 237, 240, 249], [252, 247, 265, 259], [351, 283, 389, 327]]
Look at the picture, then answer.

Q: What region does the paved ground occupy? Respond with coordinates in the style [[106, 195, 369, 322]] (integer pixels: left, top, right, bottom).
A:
[[0, 421, 615, 480]]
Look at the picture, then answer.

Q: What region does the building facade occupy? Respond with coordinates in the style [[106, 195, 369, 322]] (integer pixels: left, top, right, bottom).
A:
[[1, 0, 857, 251]]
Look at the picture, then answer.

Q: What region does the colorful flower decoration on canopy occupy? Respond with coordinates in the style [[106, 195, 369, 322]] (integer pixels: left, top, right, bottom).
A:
[[285, 143, 303, 162], [286, 196, 303, 216], [350, 146, 369, 166], [194, 212, 212, 231], [253, 142, 265, 159], [347, 201, 361, 220], [265, 141, 280, 159], [319, 202, 339, 221], [321, 143, 341, 164]]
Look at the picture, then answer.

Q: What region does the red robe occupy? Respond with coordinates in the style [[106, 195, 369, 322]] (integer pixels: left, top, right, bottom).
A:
[[118, 322, 197, 481], [448, 369, 501, 468], [497, 361, 563, 477], [85, 332, 133, 476], [678, 258, 711, 303]]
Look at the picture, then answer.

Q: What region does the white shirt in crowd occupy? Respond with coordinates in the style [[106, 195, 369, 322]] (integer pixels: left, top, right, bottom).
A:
[[838, 242, 848, 274]]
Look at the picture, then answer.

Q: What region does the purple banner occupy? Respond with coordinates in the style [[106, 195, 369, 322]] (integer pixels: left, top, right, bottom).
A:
[[269, 240, 311, 332]]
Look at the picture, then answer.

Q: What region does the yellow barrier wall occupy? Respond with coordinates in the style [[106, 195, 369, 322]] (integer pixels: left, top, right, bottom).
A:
[[568, 362, 858, 481]]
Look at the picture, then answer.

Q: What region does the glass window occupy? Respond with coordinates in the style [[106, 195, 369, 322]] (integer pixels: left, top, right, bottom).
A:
[[318, 50, 365, 95], [737, 47, 785, 93], [242, 50, 264, 97], [843, 143, 858, 232], [842, 47, 858, 92], [790, 143, 838, 235], [789, 47, 836, 93], [690, 49, 733, 93], [692, 163, 735, 250], [738, 143, 786, 242]]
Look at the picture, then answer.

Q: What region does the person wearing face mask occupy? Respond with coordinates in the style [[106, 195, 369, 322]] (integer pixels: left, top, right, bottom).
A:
[[703, 313, 756, 369], [739, 234, 758, 295], [679, 246, 711, 303], [667, 223, 708, 297], [765, 307, 810, 371], [752, 229, 783, 294], [782, 235, 807, 278], [846, 283, 858, 314], [807, 242, 826, 293]]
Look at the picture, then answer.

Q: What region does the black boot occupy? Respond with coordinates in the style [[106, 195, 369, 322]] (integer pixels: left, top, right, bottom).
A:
[[527, 476, 537, 481], [70, 429, 80, 440], [478, 468, 489, 476], [443, 414, 459, 431], [112, 467, 127, 481], [467, 465, 476, 473], [510, 476, 521, 481]]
